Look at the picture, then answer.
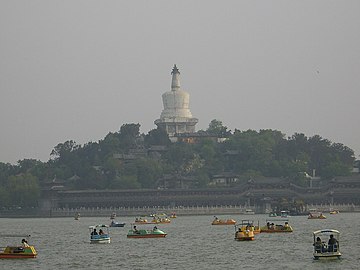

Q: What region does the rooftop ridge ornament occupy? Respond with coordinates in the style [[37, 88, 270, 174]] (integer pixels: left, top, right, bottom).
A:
[[171, 64, 180, 75], [171, 64, 181, 90]]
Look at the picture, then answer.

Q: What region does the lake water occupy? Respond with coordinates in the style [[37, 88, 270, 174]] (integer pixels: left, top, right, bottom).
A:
[[1, 213, 360, 269]]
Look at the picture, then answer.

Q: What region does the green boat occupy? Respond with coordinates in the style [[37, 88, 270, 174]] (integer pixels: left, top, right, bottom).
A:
[[127, 227, 167, 238]]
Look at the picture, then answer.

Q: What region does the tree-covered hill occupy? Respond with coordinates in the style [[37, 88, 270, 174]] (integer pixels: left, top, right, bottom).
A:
[[0, 120, 356, 208]]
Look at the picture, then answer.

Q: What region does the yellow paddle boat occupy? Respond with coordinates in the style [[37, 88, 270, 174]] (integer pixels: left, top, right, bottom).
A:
[[308, 212, 326, 219], [134, 217, 155, 224], [0, 235, 37, 259], [234, 223, 255, 241], [260, 219, 293, 233], [212, 216, 236, 225], [238, 220, 260, 234], [152, 217, 171, 224]]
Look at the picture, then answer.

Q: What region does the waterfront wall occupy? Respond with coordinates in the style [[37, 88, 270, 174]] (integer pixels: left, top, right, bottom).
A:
[[1, 200, 359, 218], [1, 203, 354, 218], [50, 203, 360, 217]]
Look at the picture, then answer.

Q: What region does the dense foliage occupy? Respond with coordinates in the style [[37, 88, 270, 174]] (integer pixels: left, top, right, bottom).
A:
[[0, 121, 356, 208]]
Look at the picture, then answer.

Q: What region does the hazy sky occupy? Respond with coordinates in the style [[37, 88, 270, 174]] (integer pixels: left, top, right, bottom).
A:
[[1, 1, 359, 164]]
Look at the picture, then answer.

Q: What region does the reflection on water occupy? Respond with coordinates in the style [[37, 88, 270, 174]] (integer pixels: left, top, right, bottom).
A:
[[1, 213, 360, 269]]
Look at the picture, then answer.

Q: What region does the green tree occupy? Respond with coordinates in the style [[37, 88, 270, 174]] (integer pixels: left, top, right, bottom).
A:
[[144, 128, 171, 146], [110, 175, 140, 189], [7, 173, 40, 207], [206, 119, 230, 136], [135, 158, 163, 188]]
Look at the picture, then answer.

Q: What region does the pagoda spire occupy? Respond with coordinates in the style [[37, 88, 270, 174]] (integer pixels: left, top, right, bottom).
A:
[[171, 64, 181, 91]]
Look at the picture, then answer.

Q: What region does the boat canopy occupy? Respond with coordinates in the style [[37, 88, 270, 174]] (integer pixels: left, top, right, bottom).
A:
[[236, 220, 255, 226], [89, 224, 109, 229], [313, 229, 340, 235], [266, 218, 289, 222]]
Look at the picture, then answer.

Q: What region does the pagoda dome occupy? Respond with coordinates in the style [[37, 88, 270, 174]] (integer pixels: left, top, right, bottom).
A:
[[159, 65, 193, 120]]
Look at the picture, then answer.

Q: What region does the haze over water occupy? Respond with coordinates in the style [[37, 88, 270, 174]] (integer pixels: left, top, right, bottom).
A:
[[1, 213, 359, 269]]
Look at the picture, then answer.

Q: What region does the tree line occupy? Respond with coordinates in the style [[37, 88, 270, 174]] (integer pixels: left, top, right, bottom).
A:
[[0, 120, 356, 208]]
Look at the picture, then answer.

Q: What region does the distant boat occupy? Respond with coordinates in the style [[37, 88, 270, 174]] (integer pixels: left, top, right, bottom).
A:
[[243, 209, 255, 215], [260, 219, 293, 233], [280, 210, 290, 218], [110, 220, 125, 227], [211, 217, 236, 225], [308, 212, 326, 219], [74, 213, 80, 220]]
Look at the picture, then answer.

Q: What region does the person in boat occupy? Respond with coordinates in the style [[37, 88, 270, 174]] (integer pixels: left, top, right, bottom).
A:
[[99, 229, 104, 235], [314, 237, 325, 253], [214, 216, 219, 221], [21, 239, 30, 247], [91, 228, 98, 235], [153, 226, 158, 231], [133, 225, 140, 234], [266, 222, 270, 229], [284, 222, 289, 228], [235, 228, 242, 238], [328, 234, 338, 252]]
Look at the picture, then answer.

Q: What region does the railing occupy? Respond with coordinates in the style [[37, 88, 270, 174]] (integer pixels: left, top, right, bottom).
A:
[[49, 205, 258, 217]]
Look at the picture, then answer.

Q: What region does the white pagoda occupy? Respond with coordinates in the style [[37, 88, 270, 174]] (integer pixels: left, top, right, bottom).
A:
[[155, 65, 198, 138]]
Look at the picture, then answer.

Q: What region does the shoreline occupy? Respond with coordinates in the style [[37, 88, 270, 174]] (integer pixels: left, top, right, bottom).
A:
[[1, 203, 358, 218]]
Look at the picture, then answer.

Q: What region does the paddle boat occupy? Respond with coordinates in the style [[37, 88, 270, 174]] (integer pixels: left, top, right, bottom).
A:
[[152, 217, 171, 224], [313, 229, 341, 260], [89, 225, 110, 244], [0, 235, 37, 259], [260, 219, 293, 233], [134, 217, 156, 224], [238, 220, 260, 234], [170, 212, 177, 218], [243, 209, 255, 215], [110, 212, 116, 219], [280, 210, 290, 218], [308, 212, 326, 219], [127, 225, 167, 238], [234, 223, 255, 241], [110, 220, 125, 227], [329, 209, 339, 215], [268, 212, 277, 217], [211, 216, 236, 225]]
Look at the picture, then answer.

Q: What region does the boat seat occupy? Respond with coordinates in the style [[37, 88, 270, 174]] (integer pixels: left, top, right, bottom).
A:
[[13, 247, 25, 253]]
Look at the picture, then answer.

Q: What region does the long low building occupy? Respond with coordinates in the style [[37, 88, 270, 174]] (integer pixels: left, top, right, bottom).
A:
[[40, 175, 360, 211]]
